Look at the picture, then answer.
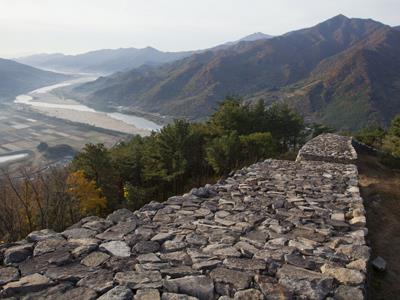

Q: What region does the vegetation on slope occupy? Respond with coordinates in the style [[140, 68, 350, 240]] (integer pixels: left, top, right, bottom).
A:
[[0, 98, 304, 242], [70, 15, 400, 130], [0, 59, 69, 102]]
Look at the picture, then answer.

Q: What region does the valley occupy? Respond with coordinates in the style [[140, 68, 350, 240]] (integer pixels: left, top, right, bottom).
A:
[[0, 77, 162, 172], [0, 104, 127, 172]]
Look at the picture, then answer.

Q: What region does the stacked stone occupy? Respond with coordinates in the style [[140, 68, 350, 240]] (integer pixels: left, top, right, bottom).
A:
[[296, 133, 357, 164], [0, 135, 369, 299]]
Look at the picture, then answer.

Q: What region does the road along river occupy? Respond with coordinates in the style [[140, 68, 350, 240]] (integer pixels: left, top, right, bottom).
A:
[[14, 77, 162, 135]]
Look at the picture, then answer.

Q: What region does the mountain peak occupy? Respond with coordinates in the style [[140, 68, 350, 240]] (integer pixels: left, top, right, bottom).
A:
[[239, 32, 273, 42], [332, 14, 349, 20]]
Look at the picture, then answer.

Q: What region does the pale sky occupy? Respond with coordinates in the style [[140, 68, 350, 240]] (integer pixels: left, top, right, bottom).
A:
[[1, 0, 399, 58]]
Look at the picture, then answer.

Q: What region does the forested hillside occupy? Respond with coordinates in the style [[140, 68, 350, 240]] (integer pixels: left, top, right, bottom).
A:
[[71, 15, 400, 130]]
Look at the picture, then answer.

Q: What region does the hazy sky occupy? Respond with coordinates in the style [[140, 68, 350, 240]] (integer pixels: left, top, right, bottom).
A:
[[1, 0, 399, 58]]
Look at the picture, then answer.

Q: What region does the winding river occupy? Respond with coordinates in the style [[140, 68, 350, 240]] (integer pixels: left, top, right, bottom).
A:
[[14, 77, 162, 133]]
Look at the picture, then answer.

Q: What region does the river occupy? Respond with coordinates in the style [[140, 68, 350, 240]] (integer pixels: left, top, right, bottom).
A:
[[0, 153, 29, 165], [14, 77, 162, 134]]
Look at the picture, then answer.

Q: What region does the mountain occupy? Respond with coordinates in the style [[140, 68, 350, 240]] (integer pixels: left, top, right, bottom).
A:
[[394, 26, 400, 31], [216, 32, 273, 49], [15, 33, 272, 76], [70, 15, 400, 130], [239, 32, 273, 41], [0, 58, 69, 102], [16, 48, 194, 75]]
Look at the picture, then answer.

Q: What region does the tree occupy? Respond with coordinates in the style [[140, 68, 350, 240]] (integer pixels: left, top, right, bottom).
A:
[[206, 131, 241, 175], [265, 103, 305, 151], [355, 125, 385, 148], [240, 132, 277, 163], [209, 97, 251, 135], [71, 143, 121, 210], [143, 120, 193, 195], [111, 136, 144, 185], [67, 170, 106, 217], [383, 114, 400, 157]]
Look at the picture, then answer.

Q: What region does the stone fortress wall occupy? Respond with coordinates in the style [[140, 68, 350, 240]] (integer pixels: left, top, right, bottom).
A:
[[0, 134, 369, 300]]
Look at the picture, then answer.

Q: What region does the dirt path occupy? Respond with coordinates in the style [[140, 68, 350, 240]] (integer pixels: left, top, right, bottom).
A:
[[357, 154, 400, 300]]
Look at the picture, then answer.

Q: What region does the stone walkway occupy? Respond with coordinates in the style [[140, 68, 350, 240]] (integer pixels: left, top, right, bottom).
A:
[[0, 135, 369, 299]]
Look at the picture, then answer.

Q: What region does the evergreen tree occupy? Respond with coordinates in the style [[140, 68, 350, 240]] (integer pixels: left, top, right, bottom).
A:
[[71, 143, 121, 210], [383, 115, 400, 157], [206, 131, 241, 175]]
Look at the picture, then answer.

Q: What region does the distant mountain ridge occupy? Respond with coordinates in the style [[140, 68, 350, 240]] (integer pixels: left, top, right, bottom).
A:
[[15, 48, 194, 75], [69, 15, 400, 130], [15, 32, 273, 75], [0, 58, 69, 102]]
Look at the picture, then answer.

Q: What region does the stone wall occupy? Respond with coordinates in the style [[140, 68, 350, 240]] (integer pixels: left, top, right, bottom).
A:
[[296, 133, 358, 164], [0, 134, 369, 300]]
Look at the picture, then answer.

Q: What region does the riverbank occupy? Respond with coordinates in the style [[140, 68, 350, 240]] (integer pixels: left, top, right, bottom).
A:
[[14, 77, 161, 136]]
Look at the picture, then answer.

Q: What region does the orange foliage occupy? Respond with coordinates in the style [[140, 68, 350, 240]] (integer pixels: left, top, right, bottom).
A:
[[67, 170, 106, 215]]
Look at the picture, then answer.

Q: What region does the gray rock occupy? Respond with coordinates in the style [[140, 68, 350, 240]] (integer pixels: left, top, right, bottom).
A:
[[98, 286, 133, 300], [161, 266, 200, 278], [161, 240, 187, 252], [336, 245, 370, 261], [223, 257, 266, 271], [162, 293, 199, 300], [81, 251, 110, 267], [104, 257, 137, 272], [83, 219, 113, 232], [137, 253, 161, 263], [192, 259, 221, 271], [233, 289, 264, 300], [321, 264, 365, 285], [190, 186, 215, 198], [77, 269, 114, 293], [107, 208, 136, 224], [0, 273, 54, 297], [133, 241, 160, 254], [163, 275, 214, 300], [254, 275, 292, 300], [334, 285, 364, 300], [4, 243, 33, 264], [34, 238, 66, 256], [115, 271, 162, 289], [96, 221, 137, 240], [0, 266, 19, 285], [210, 268, 251, 295], [62, 228, 96, 239], [277, 264, 333, 300], [53, 287, 98, 300], [100, 241, 131, 257], [27, 229, 62, 242], [151, 232, 175, 242], [284, 253, 316, 270], [20, 282, 74, 300], [47, 249, 72, 266], [134, 288, 160, 300], [45, 263, 92, 282], [371, 256, 387, 272]]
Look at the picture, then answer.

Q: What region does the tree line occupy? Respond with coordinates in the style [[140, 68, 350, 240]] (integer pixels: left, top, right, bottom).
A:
[[354, 114, 400, 167], [0, 98, 305, 242]]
